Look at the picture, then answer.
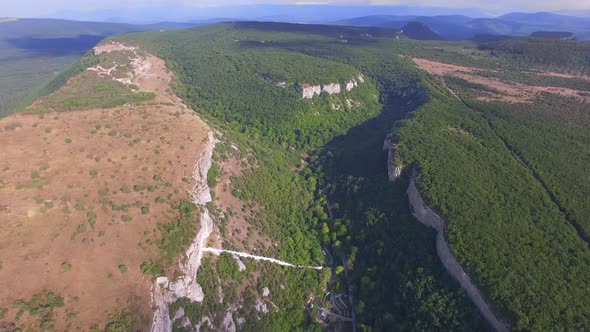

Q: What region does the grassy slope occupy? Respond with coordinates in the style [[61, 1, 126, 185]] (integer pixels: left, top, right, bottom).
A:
[[0, 18, 186, 117]]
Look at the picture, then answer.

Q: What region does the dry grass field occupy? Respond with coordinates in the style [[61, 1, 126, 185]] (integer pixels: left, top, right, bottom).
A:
[[0, 42, 209, 331]]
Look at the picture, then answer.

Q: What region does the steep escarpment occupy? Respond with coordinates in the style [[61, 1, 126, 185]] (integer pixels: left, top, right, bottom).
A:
[[391, 74, 590, 330], [407, 170, 508, 332], [296, 74, 365, 99]]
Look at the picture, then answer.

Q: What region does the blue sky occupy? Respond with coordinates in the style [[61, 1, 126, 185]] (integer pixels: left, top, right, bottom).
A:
[[2, 0, 590, 17]]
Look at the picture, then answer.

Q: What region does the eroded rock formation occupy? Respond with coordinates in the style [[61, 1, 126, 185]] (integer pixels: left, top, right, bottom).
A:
[[383, 137, 402, 182], [297, 84, 323, 98], [322, 83, 341, 94], [297, 74, 365, 98]]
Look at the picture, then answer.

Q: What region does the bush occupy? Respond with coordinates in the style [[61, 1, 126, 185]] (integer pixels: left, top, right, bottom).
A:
[[140, 262, 164, 276], [61, 262, 72, 272]]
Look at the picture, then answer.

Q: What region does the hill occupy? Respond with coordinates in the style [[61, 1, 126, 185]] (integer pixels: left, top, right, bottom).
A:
[[338, 12, 590, 41], [0, 18, 196, 118], [401, 21, 442, 40], [0, 41, 209, 331]]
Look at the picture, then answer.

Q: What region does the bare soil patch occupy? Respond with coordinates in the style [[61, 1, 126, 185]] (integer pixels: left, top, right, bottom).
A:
[[211, 155, 272, 254], [0, 43, 208, 331], [412, 57, 590, 104], [537, 71, 590, 81]]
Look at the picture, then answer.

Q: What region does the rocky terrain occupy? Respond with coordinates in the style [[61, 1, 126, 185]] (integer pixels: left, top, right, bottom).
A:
[[296, 74, 365, 99]]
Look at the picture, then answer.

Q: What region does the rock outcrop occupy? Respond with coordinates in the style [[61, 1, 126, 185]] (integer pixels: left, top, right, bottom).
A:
[[297, 74, 365, 99], [407, 169, 509, 332], [322, 83, 341, 94], [345, 81, 356, 91], [297, 84, 323, 99], [383, 137, 402, 182]]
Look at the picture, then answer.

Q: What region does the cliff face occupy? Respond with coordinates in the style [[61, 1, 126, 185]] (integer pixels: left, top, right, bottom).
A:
[[297, 74, 365, 99], [383, 137, 402, 182], [322, 83, 341, 94], [297, 84, 323, 98], [407, 170, 509, 332]]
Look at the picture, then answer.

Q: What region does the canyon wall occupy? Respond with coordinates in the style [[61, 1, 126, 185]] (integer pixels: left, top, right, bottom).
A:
[[407, 169, 509, 332], [297, 74, 365, 99]]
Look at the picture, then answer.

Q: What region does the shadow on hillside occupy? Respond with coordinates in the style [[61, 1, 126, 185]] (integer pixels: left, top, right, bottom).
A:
[[320, 90, 422, 178], [314, 87, 490, 329], [5, 34, 106, 57]]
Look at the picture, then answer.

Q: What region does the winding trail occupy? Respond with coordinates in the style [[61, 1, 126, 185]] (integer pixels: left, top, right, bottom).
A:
[[202, 248, 324, 270]]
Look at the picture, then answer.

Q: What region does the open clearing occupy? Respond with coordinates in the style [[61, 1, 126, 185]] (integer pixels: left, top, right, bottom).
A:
[[0, 42, 209, 331], [412, 57, 590, 103]]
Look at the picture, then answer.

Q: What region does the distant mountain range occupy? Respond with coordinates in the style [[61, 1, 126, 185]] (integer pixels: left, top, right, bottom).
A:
[[48, 5, 490, 24], [338, 12, 590, 40]]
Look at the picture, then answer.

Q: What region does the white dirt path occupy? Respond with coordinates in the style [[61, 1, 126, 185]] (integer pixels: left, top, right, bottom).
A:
[[202, 248, 324, 270]]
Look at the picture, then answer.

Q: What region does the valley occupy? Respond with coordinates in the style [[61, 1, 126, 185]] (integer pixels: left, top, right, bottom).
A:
[[1, 13, 590, 332]]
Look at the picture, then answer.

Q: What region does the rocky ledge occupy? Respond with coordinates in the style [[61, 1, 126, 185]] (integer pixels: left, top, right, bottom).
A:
[[297, 74, 365, 99]]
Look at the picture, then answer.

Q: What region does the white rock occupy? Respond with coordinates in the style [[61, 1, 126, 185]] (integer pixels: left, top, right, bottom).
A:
[[297, 84, 322, 98], [322, 83, 341, 94], [255, 299, 269, 314], [346, 81, 355, 91], [233, 255, 246, 271], [223, 312, 236, 332], [262, 287, 270, 297]]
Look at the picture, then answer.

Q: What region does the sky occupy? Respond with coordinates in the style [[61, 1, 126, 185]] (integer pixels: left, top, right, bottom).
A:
[[2, 0, 590, 18]]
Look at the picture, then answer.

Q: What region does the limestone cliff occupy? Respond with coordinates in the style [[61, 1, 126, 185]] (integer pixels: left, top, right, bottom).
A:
[[296, 73, 365, 99], [322, 83, 341, 94], [296, 84, 323, 98], [383, 137, 402, 182]]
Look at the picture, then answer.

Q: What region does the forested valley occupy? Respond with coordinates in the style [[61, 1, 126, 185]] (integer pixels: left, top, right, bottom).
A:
[[113, 22, 496, 331], [17, 21, 587, 330]]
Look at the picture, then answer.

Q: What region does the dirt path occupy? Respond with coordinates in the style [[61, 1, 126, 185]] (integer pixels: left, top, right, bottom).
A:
[[407, 170, 509, 332], [202, 248, 324, 270]]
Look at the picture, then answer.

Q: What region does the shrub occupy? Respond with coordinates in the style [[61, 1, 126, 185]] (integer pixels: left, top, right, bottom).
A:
[[87, 211, 97, 228], [140, 262, 164, 276], [61, 262, 72, 272]]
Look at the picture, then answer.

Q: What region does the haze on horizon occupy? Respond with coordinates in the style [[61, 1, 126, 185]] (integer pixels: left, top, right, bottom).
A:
[[3, 0, 590, 19]]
